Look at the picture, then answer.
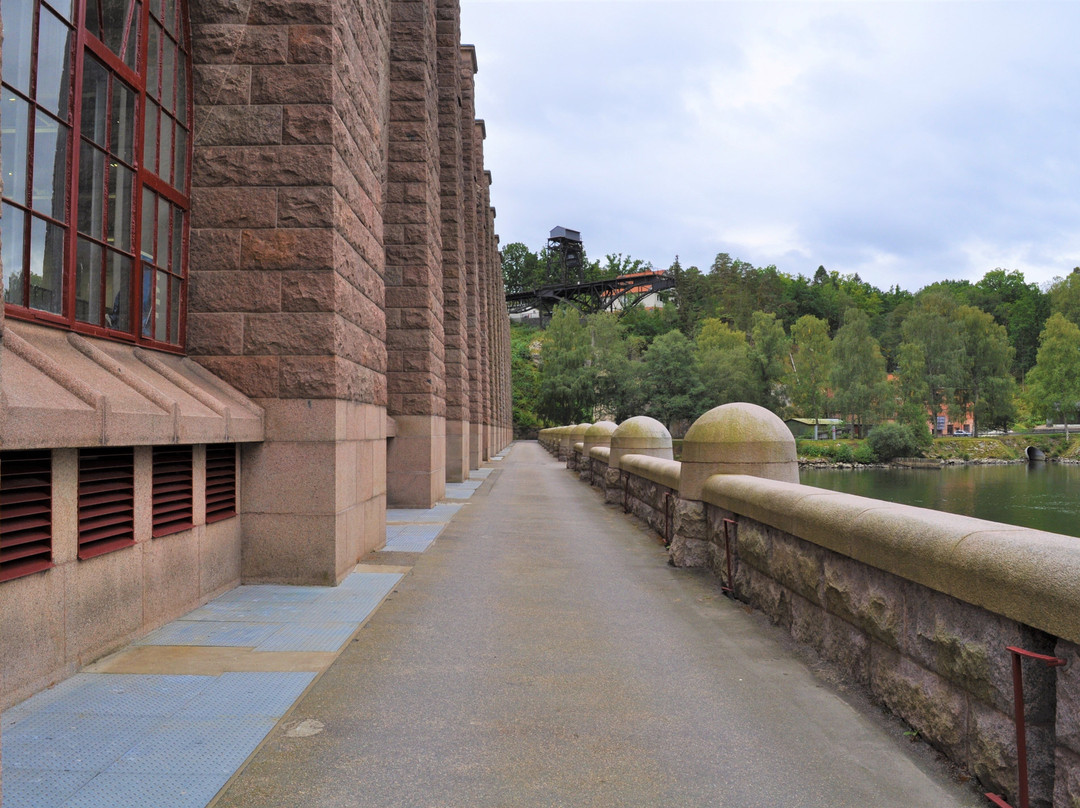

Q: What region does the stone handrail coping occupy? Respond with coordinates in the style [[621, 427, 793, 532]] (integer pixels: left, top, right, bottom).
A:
[[574, 442, 584, 453], [702, 474, 1080, 646], [589, 446, 610, 462], [620, 454, 680, 490]]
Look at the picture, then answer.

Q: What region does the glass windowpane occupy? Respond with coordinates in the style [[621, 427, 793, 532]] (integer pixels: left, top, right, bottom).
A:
[[28, 215, 64, 313], [101, 0, 128, 58], [154, 270, 167, 340], [147, 22, 160, 99], [142, 99, 158, 172], [2, 203, 26, 305], [158, 113, 172, 183], [111, 80, 136, 164], [75, 236, 103, 324], [37, 10, 73, 118], [1, 96, 30, 204], [140, 187, 155, 260], [32, 118, 68, 222], [169, 275, 180, 342], [45, 0, 75, 24], [171, 206, 182, 269], [107, 162, 133, 250], [82, 0, 102, 42], [1, 0, 35, 94], [156, 193, 169, 263], [80, 55, 109, 146], [176, 65, 186, 125], [173, 126, 186, 191], [123, 1, 140, 70], [141, 263, 152, 336], [77, 141, 106, 237], [162, 37, 175, 114], [163, 0, 174, 34], [106, 250, 132, 331]]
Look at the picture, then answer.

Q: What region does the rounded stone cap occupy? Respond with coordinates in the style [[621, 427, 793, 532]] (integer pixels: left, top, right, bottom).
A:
[[583, 420, 618, 454], [570, 422, 592, 442], [680, 402, 798, 498], [609, 416, 673, 470]]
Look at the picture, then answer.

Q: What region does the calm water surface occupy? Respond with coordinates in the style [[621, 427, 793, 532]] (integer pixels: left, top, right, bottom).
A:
[[800, 463, 1080, 539]]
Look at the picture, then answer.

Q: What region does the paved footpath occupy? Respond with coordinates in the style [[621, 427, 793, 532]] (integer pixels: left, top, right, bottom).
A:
[[214, 442, 983, 808]]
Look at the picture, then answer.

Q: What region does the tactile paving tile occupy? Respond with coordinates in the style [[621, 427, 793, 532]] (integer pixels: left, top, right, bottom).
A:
[[109, 716, 276, 775], [4, 712, 163, 771], [0, 769, 97, 808], [254, 622, 358, 653], [206, 584, 326, 604], [23, 674, 213, 718], [61, 773, 226, 808], [386, 503, 461, 523], [173, 672, 316, 719], [179, 600, 314, 623], [383, 522, 443, 552], [136, 621, 280, 647]]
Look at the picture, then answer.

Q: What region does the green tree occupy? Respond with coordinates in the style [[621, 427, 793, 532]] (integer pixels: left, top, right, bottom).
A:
[[784, 315, 833, 426], [584, 312, 636, 420], [1025, 312, 1080, 437], [640, 329, 706, 431], [535, 307, 594, 424], [510, 324, 543, 433], [830, 308, 889, 435], [1048, 268, 1080, 327], [748, 311, 788, 412], [899, 293, 969, 429], [501, 242, 544, 294], [669, 257, 709, 337], [695, 318, 756, 406], [972, 268, 1049, 376], [956, 305, 1016, 435], [893, 342, 931, 429]]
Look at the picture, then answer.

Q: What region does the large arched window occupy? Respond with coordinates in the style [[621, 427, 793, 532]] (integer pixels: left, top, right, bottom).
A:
[[2, 0, 191, 350]]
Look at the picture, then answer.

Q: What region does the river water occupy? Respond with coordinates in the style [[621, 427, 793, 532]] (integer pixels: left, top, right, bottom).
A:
[[800, 462, 1080, 539]]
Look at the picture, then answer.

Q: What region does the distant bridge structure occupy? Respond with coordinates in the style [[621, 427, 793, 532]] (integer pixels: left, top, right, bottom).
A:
[[505, 270, 676, 321]]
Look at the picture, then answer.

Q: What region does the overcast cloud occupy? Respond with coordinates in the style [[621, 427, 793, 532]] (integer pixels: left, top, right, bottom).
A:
[[461, 0, 1080, 292]]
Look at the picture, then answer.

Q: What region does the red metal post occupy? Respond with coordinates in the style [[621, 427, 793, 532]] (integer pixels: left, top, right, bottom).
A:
[[985, 646, 1066, 808]]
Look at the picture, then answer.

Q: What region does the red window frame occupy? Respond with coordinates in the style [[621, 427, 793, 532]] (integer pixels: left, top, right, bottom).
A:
[[1, 0, 192, 352]]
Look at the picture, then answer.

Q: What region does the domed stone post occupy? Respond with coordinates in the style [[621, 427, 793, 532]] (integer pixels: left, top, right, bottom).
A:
[[557, 425, 574, 461], [673, 403, 798, 567], [567, 423, 591, 471], [581, 421, 617, 484], [606, 417, 673, 505]]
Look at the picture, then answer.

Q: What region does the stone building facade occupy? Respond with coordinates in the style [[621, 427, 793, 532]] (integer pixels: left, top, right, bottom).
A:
[[0, 0, 511, 710]]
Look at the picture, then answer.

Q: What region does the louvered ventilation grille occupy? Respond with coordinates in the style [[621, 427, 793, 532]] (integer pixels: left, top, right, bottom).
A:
[[78, 447, 136, 559], [0, 450, 54, 582], [153, 446, 194, 537], [205, 445, 237, 523]]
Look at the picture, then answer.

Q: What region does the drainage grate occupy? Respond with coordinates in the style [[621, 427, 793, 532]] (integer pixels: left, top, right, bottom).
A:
[[384, 523, 443, 552]]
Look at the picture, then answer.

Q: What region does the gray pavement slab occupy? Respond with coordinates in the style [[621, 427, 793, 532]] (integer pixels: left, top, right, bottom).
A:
[[214, 442, 983, 808]]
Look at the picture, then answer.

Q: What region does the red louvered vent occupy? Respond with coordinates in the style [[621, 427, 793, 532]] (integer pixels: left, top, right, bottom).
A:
[[152, 446, 194, 537], [78, 447, 136, 560], [0, 450, 54, 582], [205, 445, 237, 523]]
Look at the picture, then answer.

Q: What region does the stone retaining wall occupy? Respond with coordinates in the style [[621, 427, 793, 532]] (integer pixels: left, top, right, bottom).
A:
[[540, 432, 1080, 808]]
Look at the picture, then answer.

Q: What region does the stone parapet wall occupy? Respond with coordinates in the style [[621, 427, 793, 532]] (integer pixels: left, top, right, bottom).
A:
[[543, 421, 1080, 808]]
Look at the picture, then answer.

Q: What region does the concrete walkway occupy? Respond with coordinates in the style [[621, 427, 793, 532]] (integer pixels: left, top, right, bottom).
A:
[[213, 442, 982, 808]]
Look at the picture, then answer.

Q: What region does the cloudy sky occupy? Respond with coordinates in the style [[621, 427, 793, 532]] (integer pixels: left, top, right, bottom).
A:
[[460, 0, 1080, 292]]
